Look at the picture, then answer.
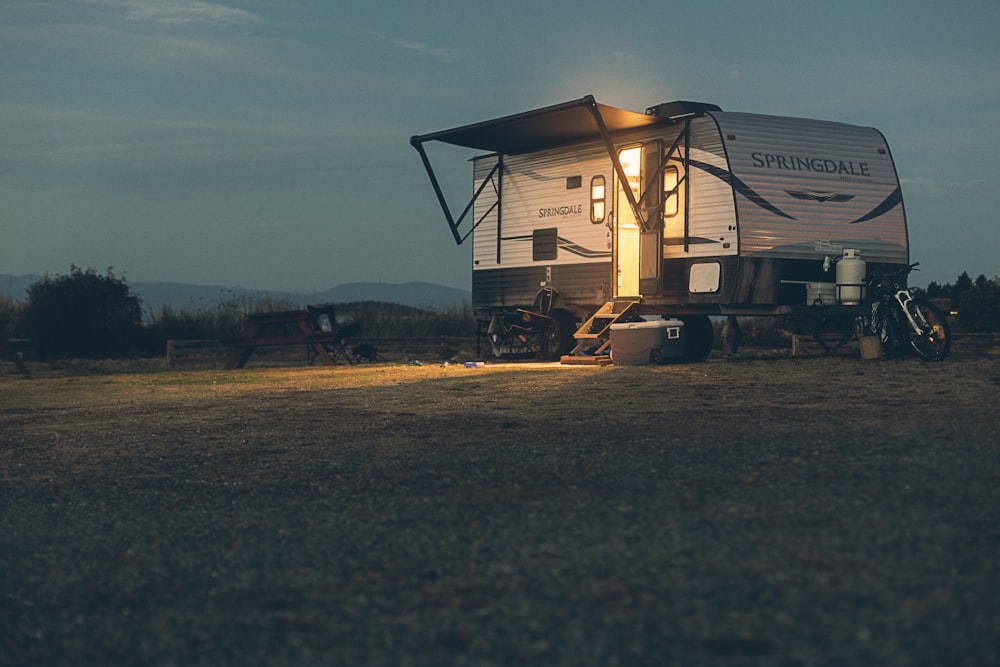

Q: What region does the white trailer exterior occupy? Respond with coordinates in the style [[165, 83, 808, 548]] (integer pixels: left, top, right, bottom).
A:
[[412, 96, 909, 358]]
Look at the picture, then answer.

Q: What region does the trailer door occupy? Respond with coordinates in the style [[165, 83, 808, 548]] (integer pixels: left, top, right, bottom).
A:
[[614, 143, 661, 298], [614, 146, 641, 297], [639, 141, 663, 295]]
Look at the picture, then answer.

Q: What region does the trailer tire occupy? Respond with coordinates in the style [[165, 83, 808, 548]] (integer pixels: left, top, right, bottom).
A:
[[681, 315, 714, 361]]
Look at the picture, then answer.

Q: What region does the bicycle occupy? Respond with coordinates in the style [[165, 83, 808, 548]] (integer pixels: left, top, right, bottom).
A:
[[864, 263, 951, 361]]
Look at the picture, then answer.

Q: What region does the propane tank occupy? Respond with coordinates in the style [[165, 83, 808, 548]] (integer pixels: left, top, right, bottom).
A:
[[836, 248, 866, 304]]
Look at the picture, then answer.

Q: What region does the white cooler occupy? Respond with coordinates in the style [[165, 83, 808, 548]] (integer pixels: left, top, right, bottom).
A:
[[609, 319, 685, 365]]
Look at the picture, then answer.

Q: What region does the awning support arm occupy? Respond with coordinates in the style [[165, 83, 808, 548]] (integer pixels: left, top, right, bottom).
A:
[[635, 123, 691, 226], [658, 121, 692, 250], [683, 119, 691, 251], [582, 97, 653, 233], [411, 138, 502, 246]]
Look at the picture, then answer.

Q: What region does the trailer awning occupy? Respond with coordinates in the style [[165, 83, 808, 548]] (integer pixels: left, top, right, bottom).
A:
[[410, 95, 666, 155], [410, 95, 681, 246]]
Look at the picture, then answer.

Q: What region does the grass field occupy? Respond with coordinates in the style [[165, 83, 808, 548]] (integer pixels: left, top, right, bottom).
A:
[[2, 355, 999, 665]]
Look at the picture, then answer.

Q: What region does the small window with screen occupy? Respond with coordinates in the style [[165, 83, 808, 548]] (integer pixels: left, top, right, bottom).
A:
[[590, 175, 606, 223], [664, 165, 679, 217]]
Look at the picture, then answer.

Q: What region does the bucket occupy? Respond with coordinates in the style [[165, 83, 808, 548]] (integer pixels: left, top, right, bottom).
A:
[[860, 336, 882, 360]]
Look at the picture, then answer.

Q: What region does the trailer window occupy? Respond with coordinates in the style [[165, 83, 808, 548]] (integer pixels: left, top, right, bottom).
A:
[[663, 166, 679, 217], [590, 175, 606, 223]]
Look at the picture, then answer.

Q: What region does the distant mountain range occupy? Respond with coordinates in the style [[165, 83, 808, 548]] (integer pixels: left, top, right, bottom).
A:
[[0, 274, 470, 314]]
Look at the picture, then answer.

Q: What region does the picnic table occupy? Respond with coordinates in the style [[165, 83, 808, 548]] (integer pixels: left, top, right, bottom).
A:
[[223, 308, 357, 370], [1, 336, 31, 376], [1, 314, 31, 376]]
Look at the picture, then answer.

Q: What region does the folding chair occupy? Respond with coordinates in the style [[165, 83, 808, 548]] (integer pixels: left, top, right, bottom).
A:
[[305, 304, 359, 365]]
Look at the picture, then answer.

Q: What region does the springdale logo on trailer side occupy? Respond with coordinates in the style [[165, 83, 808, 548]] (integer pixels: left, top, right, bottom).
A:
[[750, 152, 872, 178], [411, 95, 950, 363], [539, 204, 584, 219]]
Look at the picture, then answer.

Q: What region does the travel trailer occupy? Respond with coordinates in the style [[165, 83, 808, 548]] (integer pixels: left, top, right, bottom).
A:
[[411, 96, 908, 360]]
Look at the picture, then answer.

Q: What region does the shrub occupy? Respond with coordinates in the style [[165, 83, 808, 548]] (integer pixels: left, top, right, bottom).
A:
[[20, 267, 145, 359], [0, 296, 24, 337]]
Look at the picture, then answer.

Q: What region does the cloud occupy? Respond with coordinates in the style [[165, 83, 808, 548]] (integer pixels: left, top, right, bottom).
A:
[[367, 31, 462, 65], [0, 104, 365, 196], [82, 0, 261, 26], [900, 176, 987, 194]]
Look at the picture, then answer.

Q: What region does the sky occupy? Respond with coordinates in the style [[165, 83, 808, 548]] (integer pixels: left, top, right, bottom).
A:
[[2, 0, 998, 294]]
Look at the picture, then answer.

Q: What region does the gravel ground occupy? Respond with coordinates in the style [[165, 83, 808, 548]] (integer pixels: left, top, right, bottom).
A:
[[1, 354, 999, 666]]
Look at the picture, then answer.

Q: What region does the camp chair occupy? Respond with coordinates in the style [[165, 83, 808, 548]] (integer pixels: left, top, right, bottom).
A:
[[323, 320, 361, 364], [306, 304, 336, 332], [305, 304, 360, 365], [484, 288, 557, 359]]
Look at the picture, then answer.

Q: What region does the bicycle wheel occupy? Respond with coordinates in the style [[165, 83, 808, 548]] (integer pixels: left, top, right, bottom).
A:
[[903, 298, 951, 361]]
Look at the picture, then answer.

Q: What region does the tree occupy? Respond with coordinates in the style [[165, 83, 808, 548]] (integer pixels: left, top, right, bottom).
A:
[[957, 275, 1000, 332], [924, 280, 949, 299], [21, 266, 144, 359], [951, 271, 973, 306]]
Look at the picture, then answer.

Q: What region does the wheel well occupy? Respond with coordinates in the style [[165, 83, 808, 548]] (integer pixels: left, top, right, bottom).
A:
[[680, 314, 714, 360]]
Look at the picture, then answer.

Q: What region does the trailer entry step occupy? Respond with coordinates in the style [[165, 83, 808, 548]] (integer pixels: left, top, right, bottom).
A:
[[567, 301, 641, 356], [559, 355, 612, 366]]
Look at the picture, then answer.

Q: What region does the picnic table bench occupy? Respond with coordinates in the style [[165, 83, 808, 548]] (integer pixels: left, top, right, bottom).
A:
[[222, 308, 358, 370], [1, 336, 32, 376]]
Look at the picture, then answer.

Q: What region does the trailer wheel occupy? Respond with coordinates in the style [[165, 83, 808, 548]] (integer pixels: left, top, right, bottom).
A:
[[542, 309, 576, 361], [681, 315, 714, 361]]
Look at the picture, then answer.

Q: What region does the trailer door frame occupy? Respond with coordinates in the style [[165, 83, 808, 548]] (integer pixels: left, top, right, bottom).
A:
[[639, 141, 664, 296], [614, 145, 642, 298]]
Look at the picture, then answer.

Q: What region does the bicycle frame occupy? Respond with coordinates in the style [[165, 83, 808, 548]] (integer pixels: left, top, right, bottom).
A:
[[893, 289, 925, 333]]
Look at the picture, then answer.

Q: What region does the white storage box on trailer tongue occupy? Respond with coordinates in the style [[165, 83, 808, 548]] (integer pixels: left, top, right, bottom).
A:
[[609, 319, 685, 365]]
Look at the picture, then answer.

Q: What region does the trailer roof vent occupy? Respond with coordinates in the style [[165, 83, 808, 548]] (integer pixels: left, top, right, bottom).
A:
[[645, 101, 722, 120]]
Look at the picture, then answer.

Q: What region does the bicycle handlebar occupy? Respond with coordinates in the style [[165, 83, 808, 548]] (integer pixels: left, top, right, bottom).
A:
[[870, 262, 920, 282]]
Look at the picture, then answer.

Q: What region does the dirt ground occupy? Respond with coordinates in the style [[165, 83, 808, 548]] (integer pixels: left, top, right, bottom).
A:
[[2, 350, 998, 666]]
